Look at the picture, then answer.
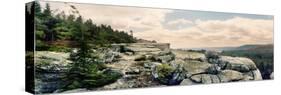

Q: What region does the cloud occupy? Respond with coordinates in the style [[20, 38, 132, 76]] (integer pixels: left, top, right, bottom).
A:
[[163, 18, 194, 30], [135, 17, 273, 48], [167, 19, 193, 25], [41, 1, 172, 33]]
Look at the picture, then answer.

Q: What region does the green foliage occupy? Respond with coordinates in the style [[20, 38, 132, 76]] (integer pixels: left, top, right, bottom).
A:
[[63, 28, 122, 90], [156, 64, 175, 79], [34, 2, 136, 52], [63, 41, 122, 90]]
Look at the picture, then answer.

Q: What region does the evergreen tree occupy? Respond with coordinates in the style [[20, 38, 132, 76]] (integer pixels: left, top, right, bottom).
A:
[[43, 3, 52, 18], [34, 1, 42, 17], [64, 19, 122, 90]]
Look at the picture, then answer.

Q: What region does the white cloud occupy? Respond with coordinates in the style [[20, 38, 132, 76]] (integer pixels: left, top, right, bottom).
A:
[[166, 18, 193, 26], [135, 17, 273, 48]]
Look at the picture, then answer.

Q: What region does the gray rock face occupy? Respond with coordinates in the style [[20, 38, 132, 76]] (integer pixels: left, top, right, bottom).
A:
[[177, 50, 262, 84], [190, 74, 221, 84], [34, 43, 264, 93], [153, 50, 175, 63], [35, 52, 71, 94], [172, 50, 207, 62], [181, 60, 212, 75], [217, 70, 244, 82], [103, 50, 121, 63], [206, 64, 221, 74], [251, 70, 263, 80], [217, 56, 257, 72]]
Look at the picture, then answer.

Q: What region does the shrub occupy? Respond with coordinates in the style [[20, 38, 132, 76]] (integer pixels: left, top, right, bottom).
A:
[[156, 64, 175, 80]]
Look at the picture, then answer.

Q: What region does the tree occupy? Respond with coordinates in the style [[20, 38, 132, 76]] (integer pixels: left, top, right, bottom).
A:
[[43, 3, 52, 18], [63, 18, 122, 90], [35, 3, 137, 51], [34, 1, 42, 17]]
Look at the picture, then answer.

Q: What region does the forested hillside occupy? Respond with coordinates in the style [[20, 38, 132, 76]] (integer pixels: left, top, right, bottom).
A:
[[33, 1, 136, 51], [222, 44, 273, 79]]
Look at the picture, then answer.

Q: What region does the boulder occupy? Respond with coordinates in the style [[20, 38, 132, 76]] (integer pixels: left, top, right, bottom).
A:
[[206, 64, 221, 74], [218, 70, 244, 82], [190, 74, 220, 84], [242, 69, 262, 81], [103, 50, 120, 63], [182, 60, 212, 75], [217, 56, 257, 72], [252, 70, 263, 80]]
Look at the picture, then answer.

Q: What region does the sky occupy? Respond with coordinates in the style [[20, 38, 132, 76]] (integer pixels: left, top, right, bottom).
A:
[[40, 1, 274, 49]]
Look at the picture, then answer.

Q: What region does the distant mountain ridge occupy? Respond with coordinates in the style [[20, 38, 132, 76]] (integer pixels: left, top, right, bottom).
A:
[[189, 44, 273, 51]]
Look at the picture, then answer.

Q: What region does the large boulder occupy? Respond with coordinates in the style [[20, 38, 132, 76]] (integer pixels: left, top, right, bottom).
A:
[[172, 50, 207, 62], [218, 70, 244, 82], [181, 60, 212, 75], [217, 56, 257, 72]]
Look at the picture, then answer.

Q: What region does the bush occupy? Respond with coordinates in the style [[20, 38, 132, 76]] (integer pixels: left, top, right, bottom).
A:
[[36, 40, 49, 50], [156, 64, 175, 78], [153, 63, 186, 85]]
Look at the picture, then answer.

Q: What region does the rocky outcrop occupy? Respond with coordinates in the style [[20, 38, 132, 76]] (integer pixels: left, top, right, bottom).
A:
[[105, 44, 262, 86], [169, 50, 262, 85], [34, 51, 71, 94], [216, 56, 257, 72], [34, 43, 263, 93]]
